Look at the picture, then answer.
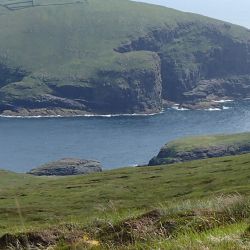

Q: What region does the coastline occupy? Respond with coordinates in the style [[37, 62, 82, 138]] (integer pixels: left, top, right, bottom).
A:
[[0, 98, 237, 118], [0, 108, 164, 119]]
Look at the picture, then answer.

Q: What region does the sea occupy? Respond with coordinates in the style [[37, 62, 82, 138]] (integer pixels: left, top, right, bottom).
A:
[[1, 100, 250, 173]]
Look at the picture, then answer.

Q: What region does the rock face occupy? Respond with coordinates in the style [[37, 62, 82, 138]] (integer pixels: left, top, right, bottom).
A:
[[149, 133, 250, 166], [0, 0, 250, 115], [117, 24, 250, 106], [28, 158, 102, 176]]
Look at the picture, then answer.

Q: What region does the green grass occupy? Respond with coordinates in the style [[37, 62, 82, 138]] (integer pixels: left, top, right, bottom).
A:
[[164, 132, 250, 152], [1, 135, 250, 249], [0, 153, 249, 239], [130, 222, 250, 250]]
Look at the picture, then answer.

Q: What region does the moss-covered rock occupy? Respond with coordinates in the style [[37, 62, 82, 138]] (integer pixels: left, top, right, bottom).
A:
[[149, 133, 250, 165]]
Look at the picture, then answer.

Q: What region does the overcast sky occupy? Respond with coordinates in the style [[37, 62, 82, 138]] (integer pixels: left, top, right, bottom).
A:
[[134, 0, 250, 29]]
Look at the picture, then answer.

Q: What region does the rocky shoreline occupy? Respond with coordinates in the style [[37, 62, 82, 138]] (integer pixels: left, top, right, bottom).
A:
[[163, 99, 232, 111], [0, 99, 235, 117]]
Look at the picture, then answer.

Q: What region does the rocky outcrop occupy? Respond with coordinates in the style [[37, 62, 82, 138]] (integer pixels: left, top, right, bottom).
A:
[[0, 64, 27, 88], [117, 23, 250, 105], [183, 75, 250, 101], [0, 53, 162, 115], [149, 133, 250, 166], [28, 158, 102, 176]]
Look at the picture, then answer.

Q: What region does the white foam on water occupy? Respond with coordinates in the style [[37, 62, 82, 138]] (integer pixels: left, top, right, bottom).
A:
[[171, 107, 190, 111], [205, 108, 222, 111], [213, 99, 234, 103], [170, 104, 190, 111], [0, 110, 164, 119]]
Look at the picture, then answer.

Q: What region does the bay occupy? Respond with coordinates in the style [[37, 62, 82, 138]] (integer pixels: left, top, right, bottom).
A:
[[0, 100, 250, 172]]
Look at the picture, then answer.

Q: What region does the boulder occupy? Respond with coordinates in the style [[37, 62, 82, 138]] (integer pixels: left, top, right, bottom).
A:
[[28, 158, 102, 176]]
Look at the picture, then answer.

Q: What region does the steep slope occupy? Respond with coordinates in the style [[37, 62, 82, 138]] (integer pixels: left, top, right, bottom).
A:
[[0, 0, 250, 115], [149, 132, 250, 165]]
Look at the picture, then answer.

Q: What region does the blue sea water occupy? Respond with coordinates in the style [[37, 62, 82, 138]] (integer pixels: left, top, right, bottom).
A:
[[0, 100, 250, 173]]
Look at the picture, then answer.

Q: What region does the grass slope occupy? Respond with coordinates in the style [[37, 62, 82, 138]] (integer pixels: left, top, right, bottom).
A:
[[0, 0, 250, 102], [165, 132, 250, 151], [0, 153, 249, 249]]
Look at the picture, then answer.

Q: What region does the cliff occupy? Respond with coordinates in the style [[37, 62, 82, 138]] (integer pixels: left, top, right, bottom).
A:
[[0, 0, 250, 115]]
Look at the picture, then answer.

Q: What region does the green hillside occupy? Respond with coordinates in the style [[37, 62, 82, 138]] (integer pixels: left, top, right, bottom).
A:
[[0, 0, 250, 115], [0, 153, 249, 249]]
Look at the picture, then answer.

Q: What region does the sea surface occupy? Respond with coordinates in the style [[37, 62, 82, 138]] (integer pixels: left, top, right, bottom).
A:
[[1, 100, 250, 173]]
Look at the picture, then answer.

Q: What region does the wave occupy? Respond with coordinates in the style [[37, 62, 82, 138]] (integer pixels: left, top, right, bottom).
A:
[[212, 99, 234, 103], [170, 104, 190, 111], [222, 106, 231, 110], [171, 107, 190, 111], [205, 108, 222, 111], [0, 110, 164, 119]]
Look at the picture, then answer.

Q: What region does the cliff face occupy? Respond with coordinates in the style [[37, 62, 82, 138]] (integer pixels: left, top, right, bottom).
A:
[[0, 0, 250, 115], [50, 53, 162, 114], [0, 53, 162, 115], [117, 23, 250, 104]]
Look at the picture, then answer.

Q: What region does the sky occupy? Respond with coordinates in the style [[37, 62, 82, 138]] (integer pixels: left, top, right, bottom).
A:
[[134, 0, 250, 29]]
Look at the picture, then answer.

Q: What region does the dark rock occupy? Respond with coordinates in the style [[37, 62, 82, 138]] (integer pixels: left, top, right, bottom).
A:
[[116, 23, 250, 106], [28, 158, 102, 176]]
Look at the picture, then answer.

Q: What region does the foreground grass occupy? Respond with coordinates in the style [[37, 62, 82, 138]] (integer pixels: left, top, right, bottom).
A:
[[131, 222, 250, 250], [0, 153, 249, 249], [1, 194, 249, 249]]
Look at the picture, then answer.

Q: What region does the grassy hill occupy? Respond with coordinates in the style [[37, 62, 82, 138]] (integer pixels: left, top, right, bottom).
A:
[[0, 0, 250, 115], [0, 153, 249, 249]]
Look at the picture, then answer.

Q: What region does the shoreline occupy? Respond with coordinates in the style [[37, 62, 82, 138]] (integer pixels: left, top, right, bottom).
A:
[[0, 98, 240, 118], [0, 110, 164, 119]]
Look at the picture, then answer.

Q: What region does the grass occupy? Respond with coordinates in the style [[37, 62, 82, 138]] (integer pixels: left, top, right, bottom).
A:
[[0, 153, 249, 248], [1, 194, 249, 249], [163, 132, 250, 152], [130, 222, 250, 250]]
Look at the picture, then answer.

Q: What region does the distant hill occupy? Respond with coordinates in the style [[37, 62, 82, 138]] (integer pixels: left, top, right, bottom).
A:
[[0, 0, 250, 116]]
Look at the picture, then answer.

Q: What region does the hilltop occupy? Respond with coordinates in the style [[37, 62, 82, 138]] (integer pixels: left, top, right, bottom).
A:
[[0, 0, 250, 116]]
